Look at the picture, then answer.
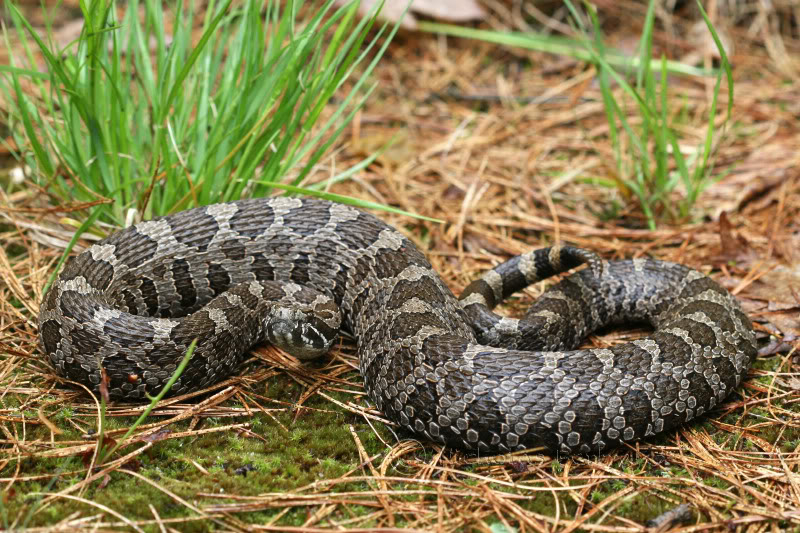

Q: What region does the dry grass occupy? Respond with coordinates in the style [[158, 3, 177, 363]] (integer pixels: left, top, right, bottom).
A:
[[1, 1, 800, 531]]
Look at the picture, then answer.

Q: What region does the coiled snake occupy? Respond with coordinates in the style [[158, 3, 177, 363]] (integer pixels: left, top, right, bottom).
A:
[[39, 198, 757, 454]]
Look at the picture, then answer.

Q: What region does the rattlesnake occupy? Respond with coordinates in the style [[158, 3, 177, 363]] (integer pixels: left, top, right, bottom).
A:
[[39, 197, 757, 454]]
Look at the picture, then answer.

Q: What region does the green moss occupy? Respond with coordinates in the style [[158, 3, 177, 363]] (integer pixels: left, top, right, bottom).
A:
[[2, 373, 391, 530], [702, 476, 730, 490], [781, 437, 800, 452]]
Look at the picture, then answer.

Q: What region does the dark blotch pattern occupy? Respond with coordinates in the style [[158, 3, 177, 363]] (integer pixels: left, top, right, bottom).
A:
[[221, 241, 247, 261], [84, 257, 115, 290], [207, 262, 231, 296], [171, 258, 197, 311], [40, 320, 62, 357], [289, 253, 311, 284], [169, 209, 219, 252], [250, 253, 275, 282], [138, 277, 160, 317]]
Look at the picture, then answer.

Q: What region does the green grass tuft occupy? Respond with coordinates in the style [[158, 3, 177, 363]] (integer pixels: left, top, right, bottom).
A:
[[0, 0, 396, 227], [562, 0, 733, 228], [421, 0, 733, 229]]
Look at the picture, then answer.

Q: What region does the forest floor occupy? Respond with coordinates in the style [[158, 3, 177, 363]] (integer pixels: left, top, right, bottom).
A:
[[1, 1, 799, 532]]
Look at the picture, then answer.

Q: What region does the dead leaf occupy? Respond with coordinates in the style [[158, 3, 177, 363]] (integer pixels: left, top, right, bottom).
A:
[[702, 141, 800, 219], [742, 264, 800, 338], [335, 0, 486, 30], [139, 429, 171, 443], [758, 337, 796, 357], [747, 265, 800, 308], [763, 311, 800, 339], [717, 212, 751, 262]]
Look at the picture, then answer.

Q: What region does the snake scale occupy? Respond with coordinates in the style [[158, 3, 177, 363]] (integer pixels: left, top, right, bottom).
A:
[[39, 197, 757, 454]]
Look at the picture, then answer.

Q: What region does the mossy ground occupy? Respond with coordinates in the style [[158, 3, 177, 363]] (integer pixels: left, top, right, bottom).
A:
[[4, 371, 392, 531], [2, 347, 797, 531]]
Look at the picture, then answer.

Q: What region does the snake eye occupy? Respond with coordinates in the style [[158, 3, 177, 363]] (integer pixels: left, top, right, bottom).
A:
[[127, 373, 140, 384], [301, 324, 329, 351]]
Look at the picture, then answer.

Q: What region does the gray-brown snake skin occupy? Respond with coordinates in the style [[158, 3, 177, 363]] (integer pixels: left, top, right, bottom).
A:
[[39, 198, 757, 454]]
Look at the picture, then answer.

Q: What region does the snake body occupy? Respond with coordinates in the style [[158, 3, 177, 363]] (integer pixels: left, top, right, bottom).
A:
[[39, 198, 757, 454]]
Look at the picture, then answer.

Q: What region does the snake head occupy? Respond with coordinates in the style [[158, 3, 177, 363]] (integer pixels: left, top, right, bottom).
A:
[[266, 308, 336, 360]]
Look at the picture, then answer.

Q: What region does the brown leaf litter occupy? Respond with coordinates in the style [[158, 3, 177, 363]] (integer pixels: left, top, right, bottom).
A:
[[1, 1, 800, 531]]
